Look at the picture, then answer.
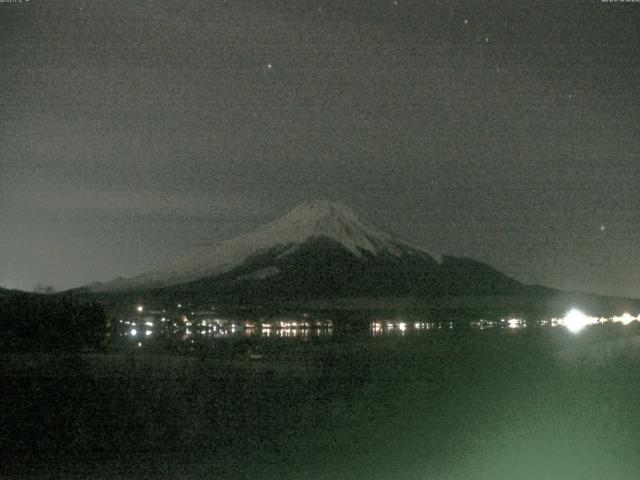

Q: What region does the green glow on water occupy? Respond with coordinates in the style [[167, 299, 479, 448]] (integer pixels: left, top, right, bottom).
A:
[[5, 324, 640, 479]]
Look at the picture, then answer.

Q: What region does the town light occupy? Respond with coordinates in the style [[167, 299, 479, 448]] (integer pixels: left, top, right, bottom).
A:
[[612, 313, 636, 325], [562, 308, 593, 333]]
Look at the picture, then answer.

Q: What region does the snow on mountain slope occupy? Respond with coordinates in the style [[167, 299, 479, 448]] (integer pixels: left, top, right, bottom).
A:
[[89, 200, 441, 292]]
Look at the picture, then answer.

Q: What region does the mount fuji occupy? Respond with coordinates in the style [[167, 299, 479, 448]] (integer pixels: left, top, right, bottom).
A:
[[85, 200, 525, 303]]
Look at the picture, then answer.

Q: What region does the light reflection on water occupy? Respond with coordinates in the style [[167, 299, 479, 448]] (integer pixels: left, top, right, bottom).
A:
[[118, 315, 335, 346], [117, 308, 640, 347]]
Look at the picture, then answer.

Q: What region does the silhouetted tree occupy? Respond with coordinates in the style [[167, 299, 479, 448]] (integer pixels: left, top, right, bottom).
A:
[[33, 283, 56, 294]]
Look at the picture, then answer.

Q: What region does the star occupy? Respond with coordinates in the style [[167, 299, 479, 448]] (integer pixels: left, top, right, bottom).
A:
[[464, 19, 469, 25], [266, 63, 273, 70], [600, 225, 606, 232]]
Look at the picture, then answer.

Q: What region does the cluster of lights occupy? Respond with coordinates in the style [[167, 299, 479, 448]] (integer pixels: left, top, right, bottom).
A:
[[470, 319, 500, 330], [552, 309, 640, 333], [481, 309, 640, 334], [370, 310, 640, 337], [555, 309, 599, 333], [121, 302, 640, 346], [612, 313, 637, 325], [371, 321, 438, 336], [276, 320, 325, 329], [122, 312, 335, 341]]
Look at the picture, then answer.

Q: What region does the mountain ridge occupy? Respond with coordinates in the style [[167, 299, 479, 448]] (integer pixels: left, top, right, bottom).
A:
[[81, 200, 529, 303], [87, 200, 443, 293]]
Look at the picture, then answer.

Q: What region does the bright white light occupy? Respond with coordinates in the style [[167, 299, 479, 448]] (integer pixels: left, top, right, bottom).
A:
[[136, 305, 143, 312], [130, 328, 138, 336], [613, 313, 636, 325], [145, 330, 152, 336], [562, 308, 595, 333], [398, 322, 407, 332], [145, 321, 153, 327], [507, 318, 521, 329]]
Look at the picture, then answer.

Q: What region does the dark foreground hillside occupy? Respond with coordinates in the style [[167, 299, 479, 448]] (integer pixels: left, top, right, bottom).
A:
[[0, 293, 106, 352], [3, 326, 640, 480]]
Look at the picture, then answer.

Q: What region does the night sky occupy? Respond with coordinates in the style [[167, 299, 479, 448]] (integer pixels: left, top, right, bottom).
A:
[[1, 0, 639, 297]]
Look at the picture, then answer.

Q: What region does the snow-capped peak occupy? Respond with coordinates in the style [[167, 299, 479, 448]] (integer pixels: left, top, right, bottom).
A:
[[256, 200, 418, 257], [89, 200, 441, 291]]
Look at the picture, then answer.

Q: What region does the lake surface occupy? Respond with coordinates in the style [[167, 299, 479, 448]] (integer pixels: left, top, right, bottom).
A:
[[3, 312, 640, 479]]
